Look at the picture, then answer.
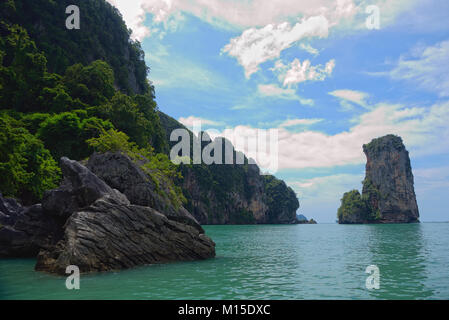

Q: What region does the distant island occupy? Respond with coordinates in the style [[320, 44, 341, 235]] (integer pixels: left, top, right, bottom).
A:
[[338, 135, 420, 224], [296, 214, 317, 224]]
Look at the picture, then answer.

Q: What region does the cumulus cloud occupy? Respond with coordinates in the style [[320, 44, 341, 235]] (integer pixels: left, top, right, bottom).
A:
[[107, 0, 416, 41], [329, 89, 370, 110], [274, 58, 336, 86], [178, 116, 223, 129], [222, 16, 329, 78], [257, 84, 315, 106], [211, 100, 449, 170], [389, 39, 449, 97]]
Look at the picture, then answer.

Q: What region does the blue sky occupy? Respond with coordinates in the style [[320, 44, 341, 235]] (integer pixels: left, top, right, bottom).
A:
[[108, 0, 449, 222]]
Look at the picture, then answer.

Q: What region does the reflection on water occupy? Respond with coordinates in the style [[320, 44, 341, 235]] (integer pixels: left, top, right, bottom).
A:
[[364, 224, 433, 299], [0, 223, 449, 299]]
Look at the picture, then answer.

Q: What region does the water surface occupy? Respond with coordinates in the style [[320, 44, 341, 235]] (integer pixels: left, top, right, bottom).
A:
[[1, 223, 448, 299]]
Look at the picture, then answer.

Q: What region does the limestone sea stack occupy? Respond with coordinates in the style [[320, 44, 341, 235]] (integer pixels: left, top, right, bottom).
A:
[[338, 135, 419, 224]]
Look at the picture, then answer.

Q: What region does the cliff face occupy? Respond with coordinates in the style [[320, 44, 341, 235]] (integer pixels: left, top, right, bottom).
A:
[[338, 135, 419, 224], [159, 112, 299, 225]]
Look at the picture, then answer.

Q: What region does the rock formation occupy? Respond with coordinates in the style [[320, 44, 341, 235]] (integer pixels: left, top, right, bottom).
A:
[[338, 135, 419, 224], [296, 214, 317, 224], [86, 152, 202, 232], [1, 158, 215, 274], [158, 111, 299, 225], [0, 194, 62, 257]]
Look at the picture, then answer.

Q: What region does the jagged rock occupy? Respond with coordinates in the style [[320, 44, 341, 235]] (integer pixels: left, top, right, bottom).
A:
[[0, 199, 62, 257], [86, 152, 203, 232], [0, 192, 22, 226], [32, 157, 215, 274], [35, 196, 215, 275], [43, 157, 129, 220], [338, 135, 420, 224]]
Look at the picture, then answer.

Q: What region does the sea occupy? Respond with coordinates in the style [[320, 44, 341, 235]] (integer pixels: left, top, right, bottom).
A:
[[1, 223, 448, 299]]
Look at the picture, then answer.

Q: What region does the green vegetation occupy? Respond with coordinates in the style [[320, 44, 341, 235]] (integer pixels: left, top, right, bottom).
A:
[[0, 112, 61, 204], [1, 0, 150, 95], [337, 179, 382, 222], [363, 134, 404, 154], [0, 0, 170, 204], [264, 175, 299, 222], [337, 190, 367, 222]]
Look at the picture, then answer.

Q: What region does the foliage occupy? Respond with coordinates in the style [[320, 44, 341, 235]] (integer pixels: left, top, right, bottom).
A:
[[37, 112, 113, 160], [363, 134, 404, 154], [64, 61, 115, 106], [1, 0, 150, 95], [337, 190, 367, 221], [337, 183, 381, 222], [263, 175, 299, 222], [0, 112, 61, 204]]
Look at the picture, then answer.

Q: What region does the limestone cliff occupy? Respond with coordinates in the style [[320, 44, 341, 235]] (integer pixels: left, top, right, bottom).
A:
[[338, 135, 419, 224], [159, 112, 299, 225]]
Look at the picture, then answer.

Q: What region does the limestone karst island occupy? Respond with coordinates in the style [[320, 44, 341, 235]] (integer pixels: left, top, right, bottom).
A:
[[338, 135, 420, 224]]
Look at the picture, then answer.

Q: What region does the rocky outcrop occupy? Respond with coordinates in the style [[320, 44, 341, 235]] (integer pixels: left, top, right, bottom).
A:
[[158, 112, 299, 225], [338, 135, 420, 224], [36, 196, 215, 274], [43, 157, 130, 220], [0, 194, 62, 257], [1, 158, 215, 274], [86, 152, 202, 232], [295, 214, 317, 224]]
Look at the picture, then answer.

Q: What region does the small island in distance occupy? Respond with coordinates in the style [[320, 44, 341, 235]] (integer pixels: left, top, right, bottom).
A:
[[338, 134, 420, 224]]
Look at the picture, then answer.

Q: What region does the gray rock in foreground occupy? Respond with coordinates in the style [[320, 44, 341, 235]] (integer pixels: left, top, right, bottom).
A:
[[36, 196, 215, 274], [0, 194, 62, 257], [1, 157, 215, 274], [87, 152, 203, 232]]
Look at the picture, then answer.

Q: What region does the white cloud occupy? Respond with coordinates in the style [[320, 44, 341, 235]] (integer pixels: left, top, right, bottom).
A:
[[290, 173, 363, 201], [288, 173, 364, 222], [279, 118, 323, 127], [178, 116, 223, 128], [257, 84, 315, 106], [213, 100, 449, 170], [390, 39, 449, 97], [222, 16, 329, 78], [329, 89, 370, 110], [299, 43, 319, 56], [274, 58, 335, 86], [107, 0, 416, 40], [414, 166, 449, 193]]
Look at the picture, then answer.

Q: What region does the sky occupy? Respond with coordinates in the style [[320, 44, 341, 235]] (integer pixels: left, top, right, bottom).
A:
[[106, 0, 449, 222]]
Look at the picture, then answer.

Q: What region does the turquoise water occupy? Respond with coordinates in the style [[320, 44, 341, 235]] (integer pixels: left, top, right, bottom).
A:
[[1, 223, 449, 299]]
